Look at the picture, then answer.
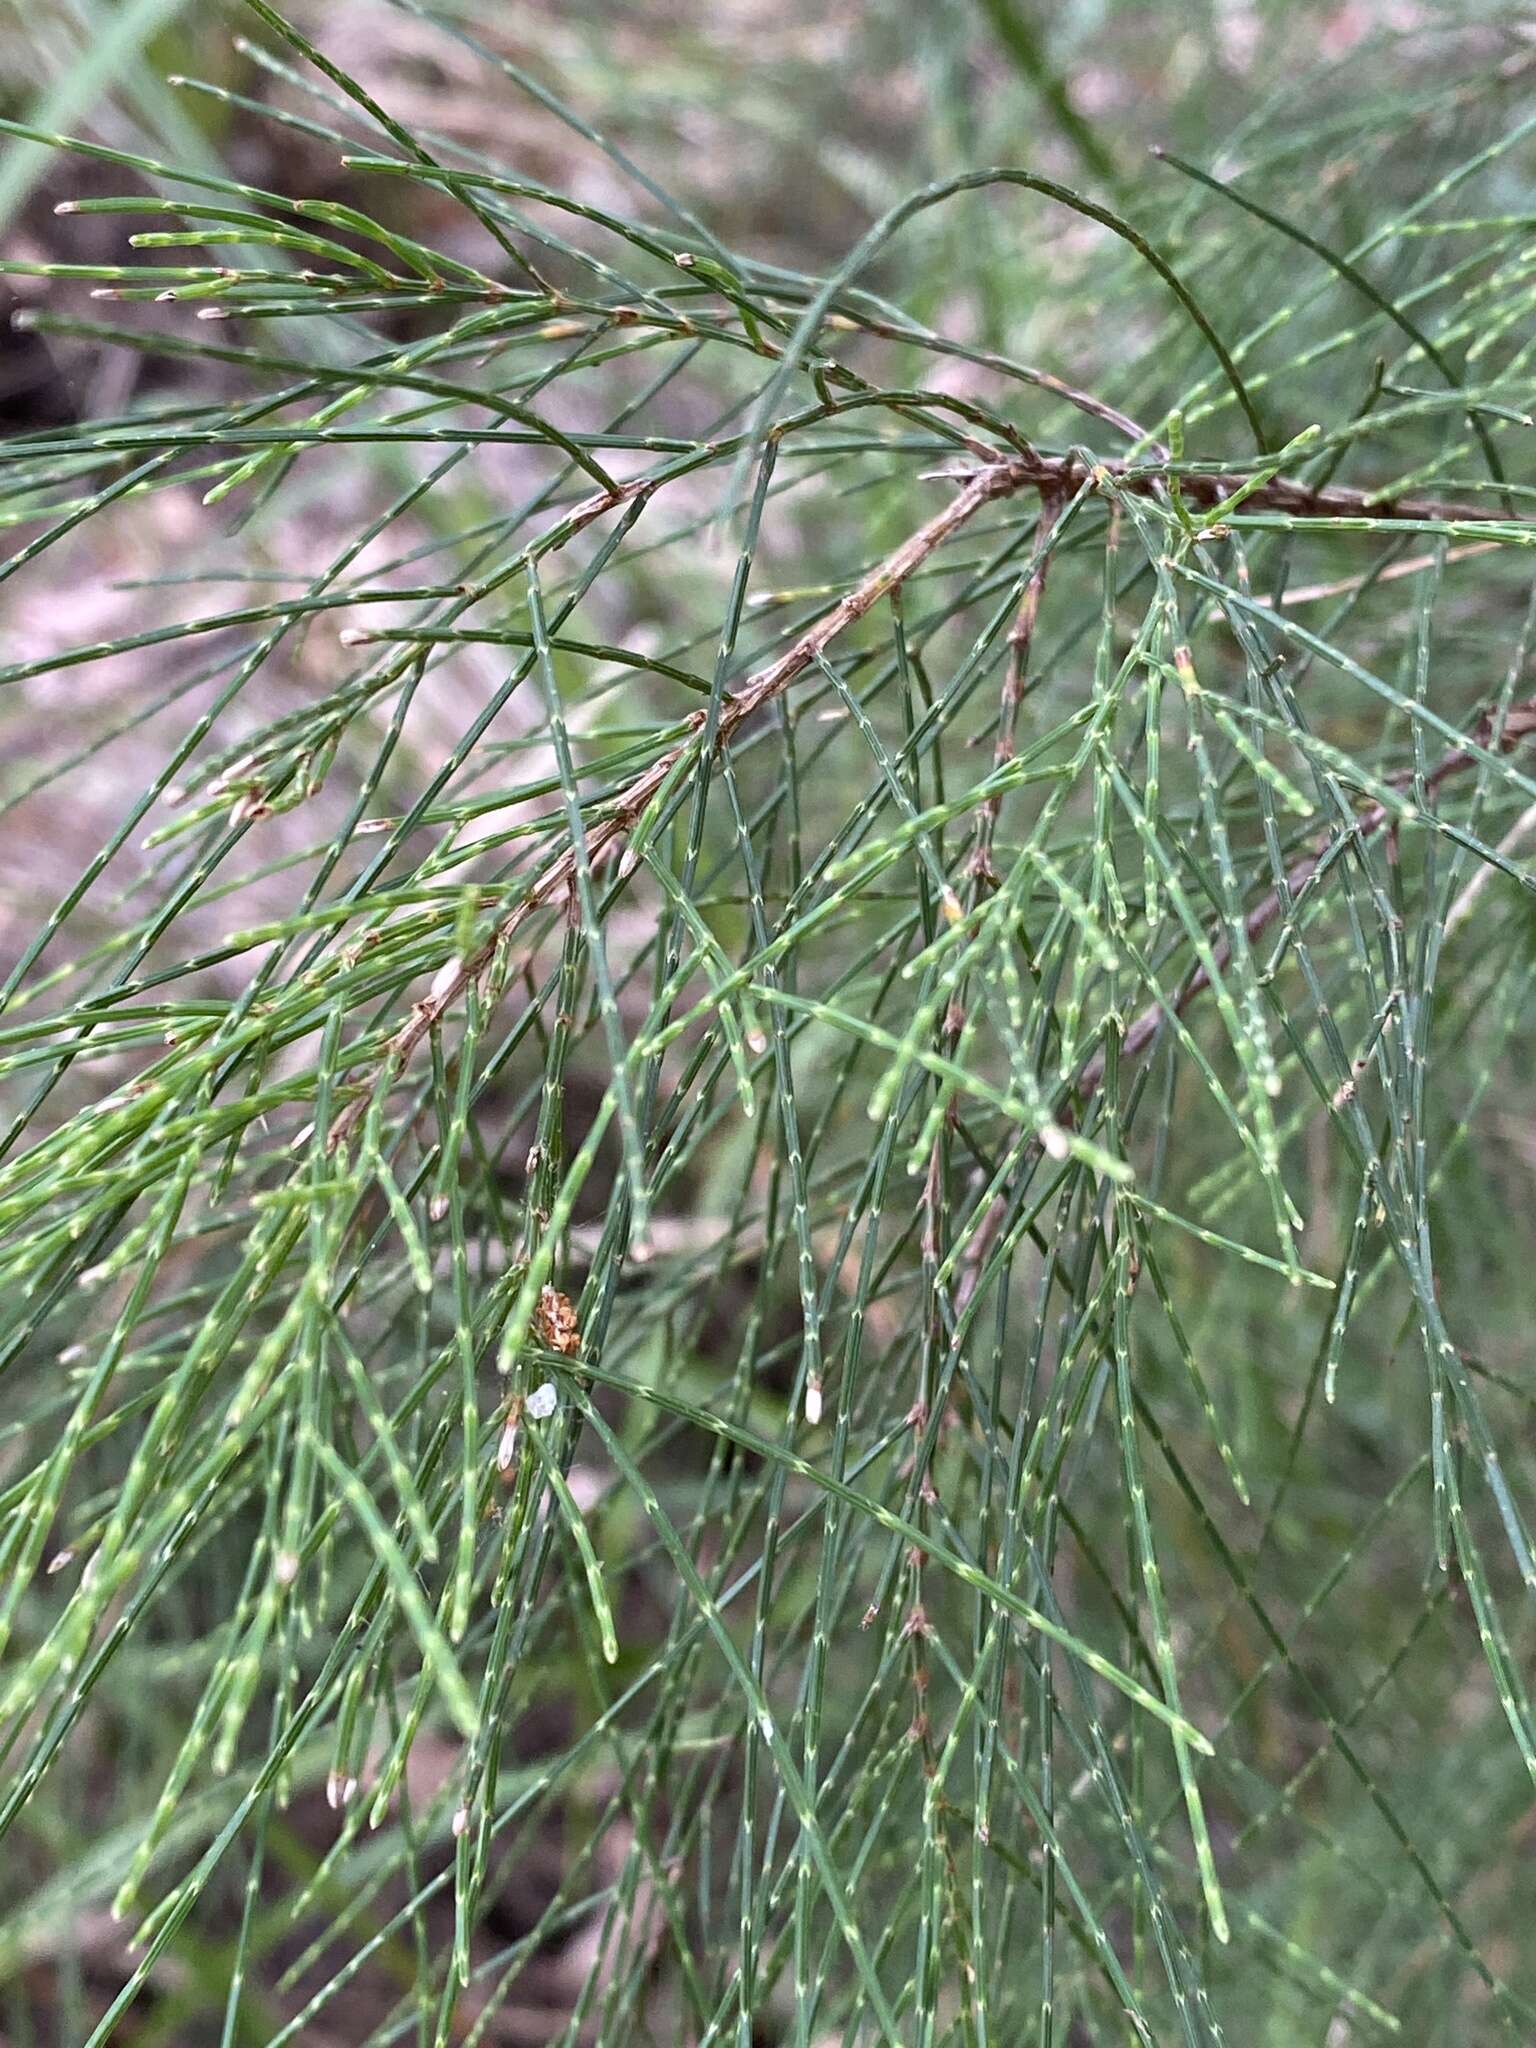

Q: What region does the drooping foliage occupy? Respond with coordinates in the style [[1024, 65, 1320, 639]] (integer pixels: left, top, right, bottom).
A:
[[2, 7, 1536, 2042]]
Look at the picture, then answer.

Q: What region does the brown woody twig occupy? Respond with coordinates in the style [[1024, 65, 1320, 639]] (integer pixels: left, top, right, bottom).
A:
[[333, 449, 1527, 1145]]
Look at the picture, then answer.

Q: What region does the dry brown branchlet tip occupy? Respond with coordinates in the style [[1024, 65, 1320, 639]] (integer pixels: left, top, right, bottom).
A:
[[533, 1284, 581, 1356]]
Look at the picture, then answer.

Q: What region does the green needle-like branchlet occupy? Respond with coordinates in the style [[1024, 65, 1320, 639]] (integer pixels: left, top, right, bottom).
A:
[[3, 8, 1536, 2043]]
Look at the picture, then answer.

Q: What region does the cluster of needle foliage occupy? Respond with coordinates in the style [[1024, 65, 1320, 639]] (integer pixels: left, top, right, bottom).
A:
[[2, 5, 1536, 2044]]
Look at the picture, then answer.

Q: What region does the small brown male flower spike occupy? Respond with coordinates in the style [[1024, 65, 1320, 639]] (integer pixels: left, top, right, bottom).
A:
[[533, 1284, 581, 1357]]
